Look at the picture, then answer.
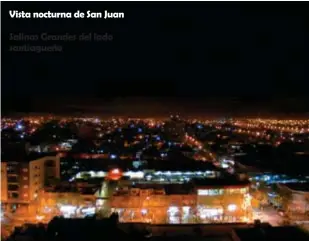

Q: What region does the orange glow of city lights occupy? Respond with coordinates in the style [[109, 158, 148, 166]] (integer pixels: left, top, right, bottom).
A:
[[111, 169, 120, 174]]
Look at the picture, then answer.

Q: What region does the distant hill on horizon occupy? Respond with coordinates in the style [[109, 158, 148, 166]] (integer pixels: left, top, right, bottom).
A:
[[2, 96, 309, 117]]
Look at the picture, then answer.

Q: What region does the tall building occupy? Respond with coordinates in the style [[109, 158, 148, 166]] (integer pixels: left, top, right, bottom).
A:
[[1, 154, 60, 212], [164, 116, 186, 142], [1, 161, 8, 202]]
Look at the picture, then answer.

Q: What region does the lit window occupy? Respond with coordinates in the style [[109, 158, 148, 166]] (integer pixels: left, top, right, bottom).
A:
[[198, 190, 209, 195], [23, 177, 28, 180], [24, 194, 28, 197], [24, 185, 28, 188], [240, 188, 248, 194], [208, 189, 223, 195], [23, 168, 28, 172], [198, 189, 223, 196], [228, 188, 240, 194]]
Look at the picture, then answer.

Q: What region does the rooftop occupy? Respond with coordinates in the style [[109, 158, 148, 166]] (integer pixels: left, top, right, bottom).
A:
[[283, 182, 309, 192], [1, 151, 58, 163], [44, 185, 98, 195], [134, 183, 194, 195], [192, 176, 250, 188], [45, 216, 127, 241], [65, 156, 221, 173], [73, 178, 104, 186], [233, 226, 309, 241], [144, 159, 220, 172], [11, 218, 291, 241]]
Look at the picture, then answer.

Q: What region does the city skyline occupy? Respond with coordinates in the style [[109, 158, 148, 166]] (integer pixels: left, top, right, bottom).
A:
[[2, 1, 309, 239]]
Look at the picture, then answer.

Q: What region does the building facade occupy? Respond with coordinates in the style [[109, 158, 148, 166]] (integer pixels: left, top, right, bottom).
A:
[[1, 161, 8, 202], [1, 155, 60, 212], [38, 189, 97, 219], [110, 182, 252, 224]]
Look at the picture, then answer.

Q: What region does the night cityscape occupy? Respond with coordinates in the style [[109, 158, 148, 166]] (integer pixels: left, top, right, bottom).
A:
[[1, 1, 309, 241]]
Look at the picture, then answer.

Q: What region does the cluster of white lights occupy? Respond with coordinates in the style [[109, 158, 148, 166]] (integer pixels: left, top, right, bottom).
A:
[[75, 170, 217, 181], [154, 171, 214, 176], [75, 171, 144, 179], [57, 205, 96, 218], [199, 208, 223, 219]]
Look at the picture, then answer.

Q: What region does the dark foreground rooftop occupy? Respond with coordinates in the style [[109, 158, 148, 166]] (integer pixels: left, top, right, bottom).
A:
[[5, 214, 309, 241], [233, 225, 309, 241], [283, 182, 309, 192], [192, 176, 250, 188], [1, 152, 58, 163]]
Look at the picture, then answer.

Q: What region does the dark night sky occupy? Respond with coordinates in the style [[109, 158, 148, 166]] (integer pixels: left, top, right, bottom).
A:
[[2, 2, 309, 115]]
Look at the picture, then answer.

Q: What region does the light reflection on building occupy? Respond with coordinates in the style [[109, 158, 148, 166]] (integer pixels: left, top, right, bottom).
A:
[[110, 181, 252, 224]]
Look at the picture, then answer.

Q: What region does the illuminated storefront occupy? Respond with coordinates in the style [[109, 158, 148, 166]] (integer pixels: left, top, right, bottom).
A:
[[110, 182, 253, 224], [196, 186, 252, 223], [37, 187, 98, 219]]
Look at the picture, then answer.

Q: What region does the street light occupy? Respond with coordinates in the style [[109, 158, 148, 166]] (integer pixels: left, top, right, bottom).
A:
[[227, 204, 237, 212]]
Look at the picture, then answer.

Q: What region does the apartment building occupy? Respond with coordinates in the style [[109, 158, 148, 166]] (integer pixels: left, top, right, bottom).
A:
[[1, 161, 8, 202], [1, 154, 60, 211]]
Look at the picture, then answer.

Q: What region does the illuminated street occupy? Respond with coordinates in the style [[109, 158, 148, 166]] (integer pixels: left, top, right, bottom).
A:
[[254, 206, 284, 227]]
